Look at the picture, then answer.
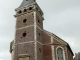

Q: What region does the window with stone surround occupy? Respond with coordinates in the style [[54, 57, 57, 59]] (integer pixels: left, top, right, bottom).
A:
[[57, 48, 63, 60]]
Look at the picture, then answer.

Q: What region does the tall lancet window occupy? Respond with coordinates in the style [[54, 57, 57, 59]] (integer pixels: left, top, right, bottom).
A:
[[57, 48, 63, 60]]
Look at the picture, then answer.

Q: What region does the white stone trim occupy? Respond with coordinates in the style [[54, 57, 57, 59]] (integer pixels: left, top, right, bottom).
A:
[[51, 36, 54, 43], [36, 25, 42, 31], [16, 25, 34, 30], [56, 46, 66, 60], [52, 46, 55, 60], [37, 41, 43, 45], [51, 36, 55, 60], [11, 44, 15, 60], [14, 17, 17, 43], [34, 11, 37, 60], [14, 41, 34, 45], [65, 46, 68, 60]]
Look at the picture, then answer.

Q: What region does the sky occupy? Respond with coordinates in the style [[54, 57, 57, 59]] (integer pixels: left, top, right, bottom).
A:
[[0, 0, 80, 60]]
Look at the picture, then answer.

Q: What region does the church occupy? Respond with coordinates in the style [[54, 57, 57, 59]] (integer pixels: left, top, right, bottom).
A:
[[10, 0, 74, 60]]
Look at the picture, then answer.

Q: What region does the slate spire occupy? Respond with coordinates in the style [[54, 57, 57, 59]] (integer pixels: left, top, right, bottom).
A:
[[19, 0, 36, 8]]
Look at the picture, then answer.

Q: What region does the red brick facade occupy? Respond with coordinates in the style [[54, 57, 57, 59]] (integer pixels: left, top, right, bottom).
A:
[[10, 1, 74, 60], [43, 46, 52, 60]]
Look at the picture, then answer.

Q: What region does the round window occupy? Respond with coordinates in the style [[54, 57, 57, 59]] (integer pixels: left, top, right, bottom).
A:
[[23, 19, 27, 23], [23, 33, 27, 37]]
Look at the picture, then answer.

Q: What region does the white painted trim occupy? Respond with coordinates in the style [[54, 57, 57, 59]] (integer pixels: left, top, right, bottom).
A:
[[16, 25, 34, 30], [56, 46, 66, 60]]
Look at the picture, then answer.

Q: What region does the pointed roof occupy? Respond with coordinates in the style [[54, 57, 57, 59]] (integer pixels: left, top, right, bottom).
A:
[[19, 0, 36, 8]]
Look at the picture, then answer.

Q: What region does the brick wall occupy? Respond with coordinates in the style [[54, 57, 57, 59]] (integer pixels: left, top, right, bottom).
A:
[[14, 42, 35, 60], [42, 32, 51, 44], [36, 13, 43, 29], [36, 27, 43, 43], [43, 46, 52, 60], [67, 48, 73, 60], [16, 12, 34, 29], [37, 43, 43, 60], [15, 26, 34, 43]]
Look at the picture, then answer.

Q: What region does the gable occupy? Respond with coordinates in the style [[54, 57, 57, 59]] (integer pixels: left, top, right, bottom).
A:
[[53, 38, 67, 45], [42, 30, 67, 45], [53, 38, 63, 44]]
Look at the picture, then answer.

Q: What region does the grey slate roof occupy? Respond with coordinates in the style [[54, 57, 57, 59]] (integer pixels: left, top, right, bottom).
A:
[[19, 0, 36, 8]]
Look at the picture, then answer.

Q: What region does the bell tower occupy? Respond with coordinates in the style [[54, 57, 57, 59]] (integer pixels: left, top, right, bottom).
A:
[[10, 0, 44, 60], [10, 1, 74, 60]]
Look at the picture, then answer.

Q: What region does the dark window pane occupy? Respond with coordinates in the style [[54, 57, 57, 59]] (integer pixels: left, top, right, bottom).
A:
[[57, 48, 63, 60]]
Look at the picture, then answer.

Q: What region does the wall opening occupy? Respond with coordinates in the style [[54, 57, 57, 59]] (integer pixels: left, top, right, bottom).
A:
[[38, 33, 40, 36], [24, 9, 27, 12], [23, 19, 27, 23], [29, 7, 32, 10], [19, 10, 22, 14], [39, 48, 41, 53], [23, 33, 27, 37], [38, 20, 40, 23]]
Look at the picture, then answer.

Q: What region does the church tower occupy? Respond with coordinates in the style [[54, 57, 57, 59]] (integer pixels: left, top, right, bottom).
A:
[[10, 0, 44, 60], [10, 0, 74, 60]]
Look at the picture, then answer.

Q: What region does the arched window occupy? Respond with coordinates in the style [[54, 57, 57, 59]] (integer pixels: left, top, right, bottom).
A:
[[57, 48, 63, 60]]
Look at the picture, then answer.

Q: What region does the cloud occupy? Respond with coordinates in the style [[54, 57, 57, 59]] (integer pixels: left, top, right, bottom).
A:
[[42, 0, 80, 55], [0, 59, 3, 60]]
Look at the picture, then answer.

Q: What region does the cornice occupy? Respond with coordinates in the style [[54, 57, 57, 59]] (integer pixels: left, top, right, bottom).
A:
[[43, 43, 67, 46], [14, 9, 44, 21]]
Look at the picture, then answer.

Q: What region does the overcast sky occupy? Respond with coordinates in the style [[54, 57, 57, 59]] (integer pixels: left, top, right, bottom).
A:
[[0, 0, 80, 60]]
